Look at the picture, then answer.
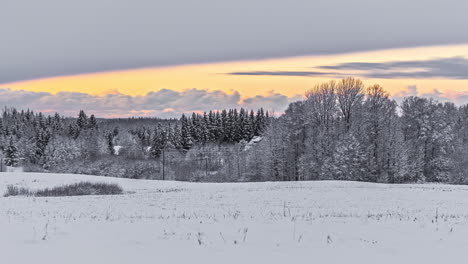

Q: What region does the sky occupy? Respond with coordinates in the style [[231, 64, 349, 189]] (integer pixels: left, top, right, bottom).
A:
[[1, 0, 468, 117]]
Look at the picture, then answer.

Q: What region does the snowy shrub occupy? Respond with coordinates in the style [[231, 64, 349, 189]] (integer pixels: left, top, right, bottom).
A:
[[4, 182, 123, 197], [35, 182, 123, 197], [4, 185, 32, 197]]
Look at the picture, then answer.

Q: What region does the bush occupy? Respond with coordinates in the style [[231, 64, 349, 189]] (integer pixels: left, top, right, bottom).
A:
[[4, 182, 123, 197], [4, 185, 32, 197], [36, 182, 124, 197]]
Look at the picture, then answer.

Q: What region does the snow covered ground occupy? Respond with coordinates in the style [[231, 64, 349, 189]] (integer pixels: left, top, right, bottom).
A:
[[2, 172, 468, 263]]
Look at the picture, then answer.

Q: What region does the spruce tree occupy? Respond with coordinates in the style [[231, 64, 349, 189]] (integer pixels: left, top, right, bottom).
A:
[[4, 138, 19, 167], [248, 110, 256, 139], [180, 114, 193, 151], [88, 114, 98, 129], [34, 129, 50, 164], [170, 123, 182, 150], [207, 110, 216, 142], [77, 110, 88, 130], [214, 111, 223, 142], [106, 131, 115, 155], [150, 125, 167, 158], [221, 110, 228, 142]]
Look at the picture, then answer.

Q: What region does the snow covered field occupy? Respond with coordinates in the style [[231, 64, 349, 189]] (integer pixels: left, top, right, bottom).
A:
[[2, 172, 468, 263]]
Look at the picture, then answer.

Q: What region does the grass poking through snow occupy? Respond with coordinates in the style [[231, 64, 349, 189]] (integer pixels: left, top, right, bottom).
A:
[[4, 185, 32, 197], [4, 182, 123, 197]]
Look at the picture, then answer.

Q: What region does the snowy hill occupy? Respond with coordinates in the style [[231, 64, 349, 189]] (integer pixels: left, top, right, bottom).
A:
[[1, 172, 468, 263]]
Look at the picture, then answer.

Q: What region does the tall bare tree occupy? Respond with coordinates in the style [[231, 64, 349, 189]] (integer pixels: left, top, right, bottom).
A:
[[336, 78, 364, 132]]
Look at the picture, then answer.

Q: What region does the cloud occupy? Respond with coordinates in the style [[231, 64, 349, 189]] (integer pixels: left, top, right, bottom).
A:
[[229, 71, 329, 77], [318, 57, 468, 79], [242, 92, 303, 112], [392, 85, 468, 105], [392, 85, 419, 101], [2, 1, 468, 83], [0, 88, 298, 118], [227, 57, 468, 80]]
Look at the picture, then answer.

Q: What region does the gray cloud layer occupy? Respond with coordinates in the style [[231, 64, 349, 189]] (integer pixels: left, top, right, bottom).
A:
[[229, 71, 329, 77], [319, 57, 468, 79], [0, 88, 297, 118], [228, 57, 468, 79], [2, 0, 468, 84]]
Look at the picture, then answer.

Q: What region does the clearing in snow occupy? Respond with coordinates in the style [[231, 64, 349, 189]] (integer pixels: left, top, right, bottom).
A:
[[1, 172, 468, 263]]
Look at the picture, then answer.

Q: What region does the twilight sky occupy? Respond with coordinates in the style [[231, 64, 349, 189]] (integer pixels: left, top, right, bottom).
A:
[[1, 0, 468, 117]]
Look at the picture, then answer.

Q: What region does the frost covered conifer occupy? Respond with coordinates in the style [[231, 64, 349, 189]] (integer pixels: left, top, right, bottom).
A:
[[77, 110, 88, 129], [4, 138, 19, 167], [88, 114, 98, 129], [180, 114, 193, 151]]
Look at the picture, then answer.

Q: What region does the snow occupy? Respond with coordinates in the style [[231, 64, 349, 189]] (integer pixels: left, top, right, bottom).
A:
[[113, 145, 123, 155], [2, 172, 468, 263], [244, 136, 262, 151], [5, 166, 23, 173]]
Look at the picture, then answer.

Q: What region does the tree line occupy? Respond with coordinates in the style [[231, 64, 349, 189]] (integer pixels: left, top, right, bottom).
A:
[[0, 107, 270, 180], [241, 78, 468, 184], [2, 78, 468, 184]]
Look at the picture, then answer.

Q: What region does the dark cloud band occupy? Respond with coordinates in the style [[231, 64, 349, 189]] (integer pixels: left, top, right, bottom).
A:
[[319, 57, 468, 79], [227, 57, 468, 80], [229, 71, 329, 77]]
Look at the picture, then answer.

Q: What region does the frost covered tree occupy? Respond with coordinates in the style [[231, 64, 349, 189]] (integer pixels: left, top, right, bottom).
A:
[[336, 78, 364, 132], [105, 131, 116, 155], [88, 114, 98, 129], [43, 136, 80, 169], [400, 97, 456, 182], [180, 114, 193, 151], [359, 85, 407, 182], [2, 80, 468, 184], [77, 110, 88, 130], [149, 124, 167, 158], [246, 78, 421, 183], [4, 138, 19, 167], [302, 81, 338, 180], [323, 135, 366, 181]]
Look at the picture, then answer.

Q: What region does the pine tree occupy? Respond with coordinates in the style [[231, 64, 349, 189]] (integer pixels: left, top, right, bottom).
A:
[[34, 129, 51, 164], [106, 131, 115, 155], [77, 110, 88, 130], [190, 113, 200, 143], [238, 108, 249, 141], [255, 109, 265, 136], [232, 109, 242, 142], [180, 114, 193, 151], [247, 110, 256, 140], [68, 124, 80, 139], [227, 110, 236, 143], [221, 110, 229, 142], [4, 138, 19, 167], [37, 112, 45, 128], [205, 111, 216, 142], [88, 114, 98, 129], [52, 112, 62, 131], [150, 124, 167, 158], [199, 112, 209, 144], [168, 123, 182, 150]]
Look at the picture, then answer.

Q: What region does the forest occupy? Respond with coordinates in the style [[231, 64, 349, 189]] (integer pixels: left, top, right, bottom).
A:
[[2, 77, 468, 184]]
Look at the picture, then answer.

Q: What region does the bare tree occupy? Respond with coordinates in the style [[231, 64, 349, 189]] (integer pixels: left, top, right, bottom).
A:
[[336, 77, 364, 132]]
